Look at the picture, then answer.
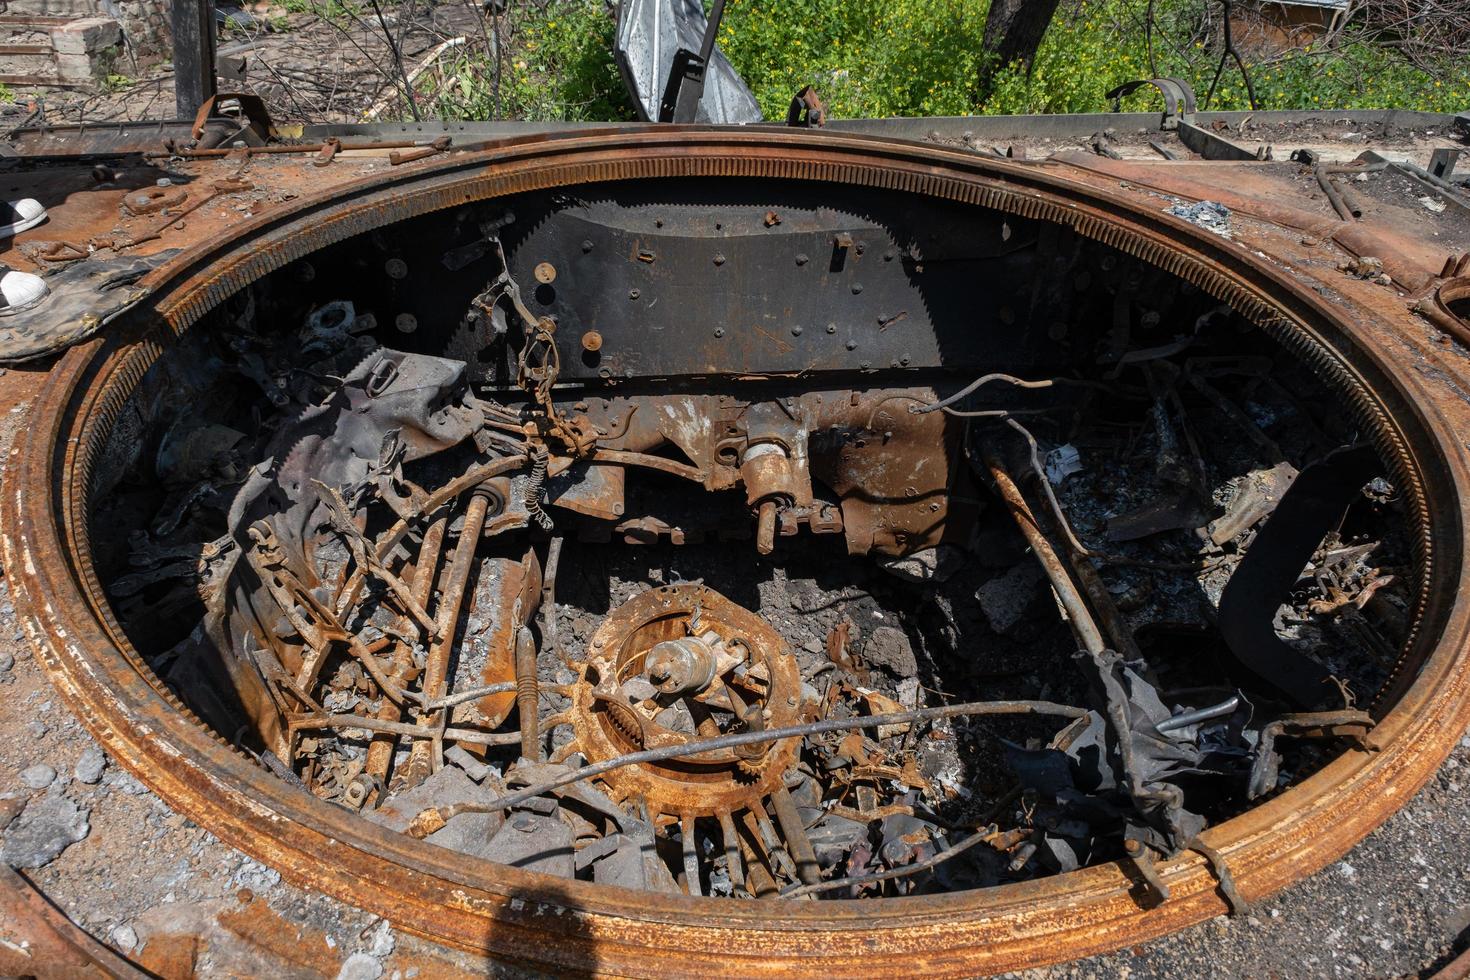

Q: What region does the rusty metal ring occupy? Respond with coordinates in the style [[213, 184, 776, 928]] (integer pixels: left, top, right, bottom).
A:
[[5, 128, 1469, 977]]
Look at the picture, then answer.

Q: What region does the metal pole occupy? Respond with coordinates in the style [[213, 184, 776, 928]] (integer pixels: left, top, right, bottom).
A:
[[172, 0, 217, 119]]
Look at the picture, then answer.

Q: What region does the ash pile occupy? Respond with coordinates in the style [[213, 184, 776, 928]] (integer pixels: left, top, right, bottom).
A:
[[94, 238, 1409, 904]]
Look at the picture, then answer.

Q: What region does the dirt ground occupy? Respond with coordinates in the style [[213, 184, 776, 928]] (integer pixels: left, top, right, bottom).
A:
[[0, 354, 1467, 978], [1, 0, 493, 129]]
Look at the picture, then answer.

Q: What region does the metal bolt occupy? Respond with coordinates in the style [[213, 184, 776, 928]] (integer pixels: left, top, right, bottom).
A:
[[534, 262, 557, 284], [628, 288, 641, 300], [581, 239, 594, 252], [714, 328, 725, 338], [846, 340, 857, 350], [860, 360, 870, 370], [851, 283, 863, 294], [795, 253, 809, 266], [581, 330, 603, 352], [826, 323, 837, 334], [395, 313, 417, 334], [791, 326, 803, 336], [899, 354, 910, 366], [713, 253, 726, 266], [384, 258, 408, 279]]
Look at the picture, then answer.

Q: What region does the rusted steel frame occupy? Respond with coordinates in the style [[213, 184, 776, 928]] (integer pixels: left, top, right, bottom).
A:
[[124, 178, 255, 249], [365, 515, 446, 787], [414, 699, 1088, 832], [1416, 276, 1470, 348], [317, 479, 441, 637], [586, 447, 705, 482], [4, 130, 1464, 976], [288, 712, 522, 747], [334, 453, 526, 616], [1053, 151, 1438, 291], [272, 570, 413, 707], [0, 865, 148, 978], [984, 453, 1108, 655], [409, 486, 493, 775], [142, 138, 441, 159]]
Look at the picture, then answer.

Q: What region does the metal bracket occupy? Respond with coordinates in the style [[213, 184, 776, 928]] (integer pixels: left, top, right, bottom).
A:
[[1177, 120, 1269, 162], [1104, 77, 1196, 131], [1429, 147, 1465, 180], [786, 86, 827, 128], [657, 0, 728, 123]]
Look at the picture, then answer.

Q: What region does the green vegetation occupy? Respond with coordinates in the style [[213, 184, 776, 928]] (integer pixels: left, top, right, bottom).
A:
[[283, 0, 364, 27], [431, 0, 1469, 121], [728, 0, 1470, 115], [0, 84, 13, 104], [426, 1, 628, 121]]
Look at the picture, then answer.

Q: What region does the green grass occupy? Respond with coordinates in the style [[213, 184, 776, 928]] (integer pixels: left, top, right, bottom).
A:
[[283, 0, 364, 27], [422, 0, 1469, 122], [422, 1, 629, 122]]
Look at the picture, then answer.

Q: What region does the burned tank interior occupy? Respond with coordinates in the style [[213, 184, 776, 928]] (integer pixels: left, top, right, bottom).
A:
[[88, 178, 1409, 902]]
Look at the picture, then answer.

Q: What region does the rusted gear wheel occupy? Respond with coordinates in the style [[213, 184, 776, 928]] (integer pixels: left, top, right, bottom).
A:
[[554, 584, 807, 827]]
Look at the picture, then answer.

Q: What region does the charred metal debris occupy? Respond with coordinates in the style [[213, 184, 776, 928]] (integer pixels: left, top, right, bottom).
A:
[[93, 185, 1407, 906]]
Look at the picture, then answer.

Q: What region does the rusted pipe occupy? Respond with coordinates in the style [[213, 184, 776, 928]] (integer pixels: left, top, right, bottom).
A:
[[984, 454, 1107, 655], [288, 714, 522, 746], [1063, 542, 1145, 660], [335, 454, 526, 637], [410, 487, 492, 775], [514, 625, 541, 761], [756, 500, 778, 555], [1315, 168, 1357, 221], [770, 784, 821, 885], [743, 442, 796, 556], [365, 516, 445, 788], [718, 811, 746, 890]]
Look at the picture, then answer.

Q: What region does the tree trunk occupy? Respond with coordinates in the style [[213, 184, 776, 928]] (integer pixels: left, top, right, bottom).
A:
[[976, 0, 1066, 98]]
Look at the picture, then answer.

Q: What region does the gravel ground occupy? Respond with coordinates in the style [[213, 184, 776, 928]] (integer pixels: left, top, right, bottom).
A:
[[1, 360, 1467, 978]]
